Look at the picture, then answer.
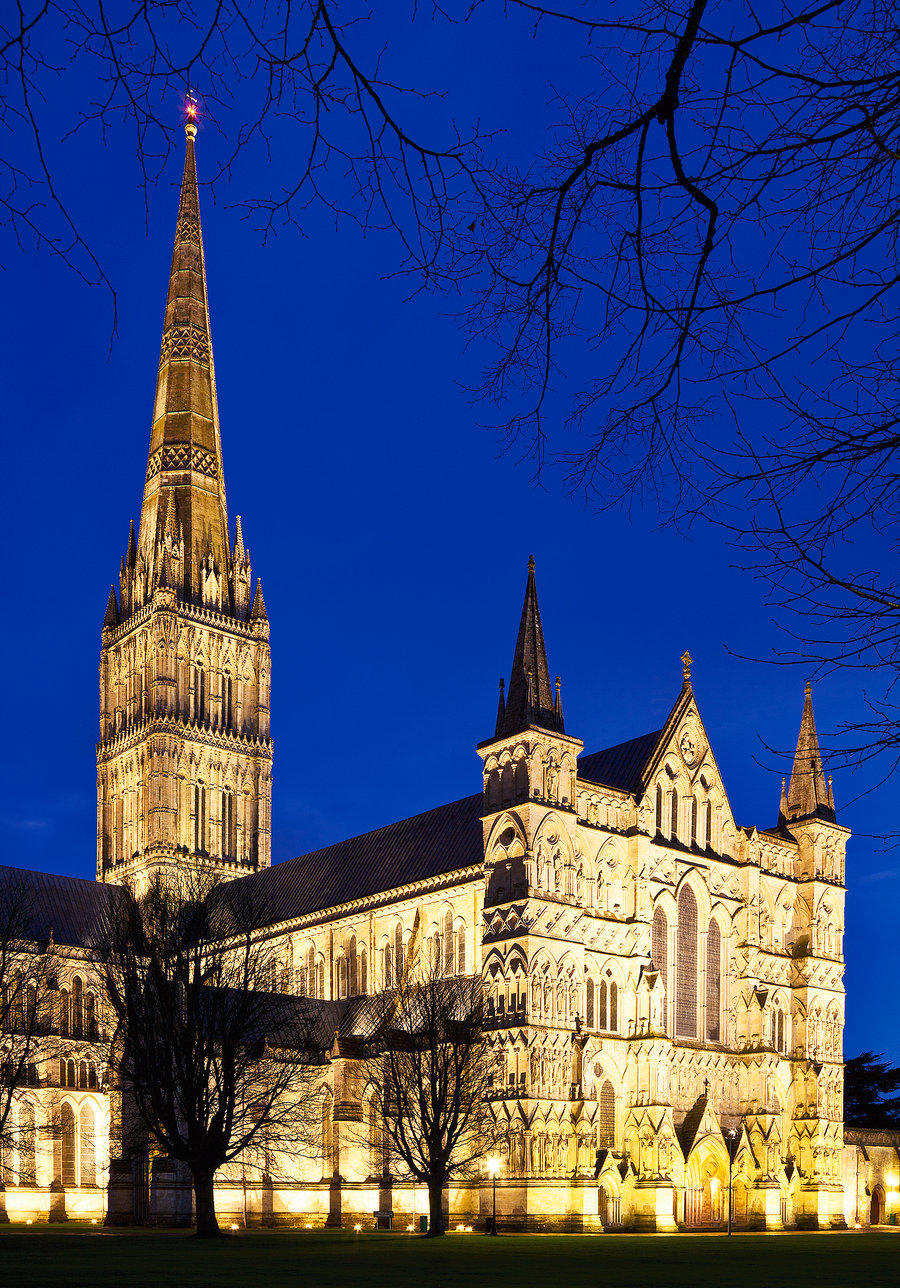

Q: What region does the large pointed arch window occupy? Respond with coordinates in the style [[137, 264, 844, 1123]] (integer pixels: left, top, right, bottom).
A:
[[19, 1100, 36, 1184], [706, 919, 721, 1041], [598, 1081, 616, 1148], [651, 906, 668, 1029], [676, 886, 698, 1038], [61, 1103, 76, 1187], [79, 1104, 96, 1186]]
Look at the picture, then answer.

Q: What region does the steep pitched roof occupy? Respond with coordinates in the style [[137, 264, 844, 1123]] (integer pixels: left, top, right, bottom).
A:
[[238, 793, 484, 928], [0, 864, 125, 948], [578, 730, 662, 794]]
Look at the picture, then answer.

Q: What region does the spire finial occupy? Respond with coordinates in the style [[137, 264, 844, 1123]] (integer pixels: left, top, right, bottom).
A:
[[184, 92, 199, 140], [681, 649, 693, 681], [805, 679, 812, 696], [528, 554, 535, 572]]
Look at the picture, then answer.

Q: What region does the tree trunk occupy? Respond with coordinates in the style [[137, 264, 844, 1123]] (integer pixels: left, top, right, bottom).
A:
[[193, 1167, 220, 1238], [426, 1178, 445, 1238]]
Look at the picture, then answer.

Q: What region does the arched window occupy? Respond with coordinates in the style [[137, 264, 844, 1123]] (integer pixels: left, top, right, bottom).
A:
[[194, 663, 206, 723], [61, 1103, 76, 1187], [670, 789, 679, 840], [58, 987, 69, 1037], [705, 800, 714, 850], [382, 942, 393, 991], [337, 955, 347, 1000], [655, 784, 663, 833], [431, 930, 442, 975], [456, 923, 466, 975], [194, 783, 207, 853], [18, 1100, 36, 1184], [349, 937, 359, 996], [651, 906, 668, 1014], [586, 978, 595, 1029], [221, 789, 235, 858], [598, 979, 608, 1031], [222, 673, 234, 727], [322, 1096, 335, 1176], [79, 1104, 96, 1186], [85, 991, 95, 1038], [608, 981, 618, 1033], [359, 947, 367, 995], [676, 886, 698, 1038], [443, 911, 454, 974], [78, 1061, 89, 1090], [598, 1081, 616, 1148], [393, 923, 404, 983], [691, 797, 698, 845], [72, 977, 84, 1037], [706, 920, 721, 1041]]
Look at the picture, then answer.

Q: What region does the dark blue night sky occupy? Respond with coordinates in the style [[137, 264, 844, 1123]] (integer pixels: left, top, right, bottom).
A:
[[1, 5, 897, 1067]]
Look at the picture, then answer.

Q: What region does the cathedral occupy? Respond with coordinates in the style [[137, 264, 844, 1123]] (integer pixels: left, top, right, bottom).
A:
[[1, 122, 898, 1233]]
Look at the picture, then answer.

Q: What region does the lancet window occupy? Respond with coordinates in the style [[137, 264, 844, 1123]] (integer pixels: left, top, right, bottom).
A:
[[706, 919, 721, 1041], [676, 886, 698, 1039]]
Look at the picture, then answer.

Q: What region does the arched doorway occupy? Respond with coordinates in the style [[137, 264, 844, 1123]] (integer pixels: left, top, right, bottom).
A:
[[599, 1183, 621, 1230], [684, 1141, 728, 1228], [870, 1185, 886, 1226]]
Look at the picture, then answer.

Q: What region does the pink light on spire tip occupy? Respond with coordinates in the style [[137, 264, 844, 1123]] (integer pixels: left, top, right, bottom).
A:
[[184, 91, 199, 140]]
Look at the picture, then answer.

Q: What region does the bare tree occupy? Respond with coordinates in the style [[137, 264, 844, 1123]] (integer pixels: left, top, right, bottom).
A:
[[8, 1, 900, 761], [367, 947, 501, 1237], [99, 871, 321, 1237], [0, 869, 53, 1198]]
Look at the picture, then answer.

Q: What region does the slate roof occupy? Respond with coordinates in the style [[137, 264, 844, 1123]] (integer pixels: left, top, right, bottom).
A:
[[0, 864, 125, 948], [238, 793, 485, 929], [577, 730, 661, 794]]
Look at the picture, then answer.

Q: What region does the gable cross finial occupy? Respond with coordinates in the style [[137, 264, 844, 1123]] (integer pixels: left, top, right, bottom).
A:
[[681, 649, 693, 681]]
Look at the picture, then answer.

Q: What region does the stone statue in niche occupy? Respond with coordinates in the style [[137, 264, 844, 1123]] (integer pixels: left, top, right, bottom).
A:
[[546, 762, 560, 802]]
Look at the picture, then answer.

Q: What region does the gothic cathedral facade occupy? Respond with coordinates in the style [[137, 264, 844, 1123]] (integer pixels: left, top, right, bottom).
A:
[[3, 125, 896, 1232]]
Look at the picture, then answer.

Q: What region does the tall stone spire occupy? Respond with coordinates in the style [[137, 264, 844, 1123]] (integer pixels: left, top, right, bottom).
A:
[[781, 683, 835, 824], [132, 118, 231, 612], [98, 120, 272, 891], [495, 557, 565, 738]]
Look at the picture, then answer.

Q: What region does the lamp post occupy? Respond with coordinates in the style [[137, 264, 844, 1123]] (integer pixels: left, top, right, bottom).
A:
[[727, 1128, 737, 1236], [486, 1157, 500, 1235]]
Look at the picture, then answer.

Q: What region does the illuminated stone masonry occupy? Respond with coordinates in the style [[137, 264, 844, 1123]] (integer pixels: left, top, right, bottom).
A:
[[2, 127, 897, 1232]]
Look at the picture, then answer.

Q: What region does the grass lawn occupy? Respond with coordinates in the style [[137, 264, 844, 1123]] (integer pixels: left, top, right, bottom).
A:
[[0, 1227, 897, 1288]]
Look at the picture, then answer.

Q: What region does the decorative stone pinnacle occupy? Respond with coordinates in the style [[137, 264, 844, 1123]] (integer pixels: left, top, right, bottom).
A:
[[681, 649, 693, 680]]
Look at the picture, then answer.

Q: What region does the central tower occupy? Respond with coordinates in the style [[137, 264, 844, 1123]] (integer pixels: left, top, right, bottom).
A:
[[96, 122, 272, 889]]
